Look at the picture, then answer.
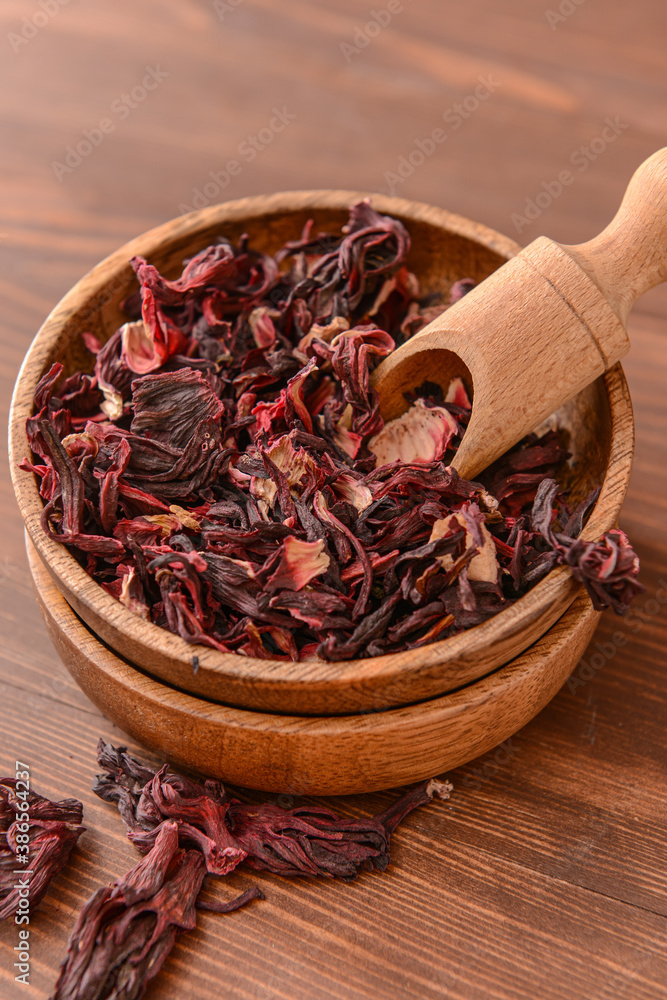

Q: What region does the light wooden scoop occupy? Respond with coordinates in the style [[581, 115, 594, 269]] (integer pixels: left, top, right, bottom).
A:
[[372, 148, 667, 480]]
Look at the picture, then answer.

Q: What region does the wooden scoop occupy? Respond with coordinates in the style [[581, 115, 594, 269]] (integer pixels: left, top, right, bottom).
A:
[[372, 148, 667, 480]]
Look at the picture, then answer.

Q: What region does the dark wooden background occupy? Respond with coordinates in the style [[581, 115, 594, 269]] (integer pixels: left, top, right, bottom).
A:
[[1, 1, 666, 997]]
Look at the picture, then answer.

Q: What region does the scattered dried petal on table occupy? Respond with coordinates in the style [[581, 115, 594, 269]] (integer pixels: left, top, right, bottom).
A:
[[0, 779, 84, 921]]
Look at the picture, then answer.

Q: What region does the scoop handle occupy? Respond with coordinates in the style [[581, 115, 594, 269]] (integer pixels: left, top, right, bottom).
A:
[[373, 148, 667, 482], [561, 147, 667, 326]]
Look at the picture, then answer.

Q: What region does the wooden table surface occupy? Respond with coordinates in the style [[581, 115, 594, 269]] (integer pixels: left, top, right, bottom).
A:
[[1, 2, 666, 997]]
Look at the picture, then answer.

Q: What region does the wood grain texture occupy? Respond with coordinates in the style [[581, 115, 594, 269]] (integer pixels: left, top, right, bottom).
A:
[[0, 2, 666, 998], [28, 537, 600, 795], [9, 199, 633, 715]]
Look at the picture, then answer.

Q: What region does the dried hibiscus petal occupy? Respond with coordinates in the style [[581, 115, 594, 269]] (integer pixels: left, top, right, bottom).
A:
[[128, 767, 247, 876], [0, 779, 84, 921], [368, 398, 460, 468], [52, 822, 208, 1000], [55, 741, 451, 999], [263, 536, 330, 591], [93, 742, 245, 876], [555, 527, 644, 613], [93, 742, 452, 882], [228, 777, 452, 879], [430, 503, 499, 584], [22, 201, 642, 663]]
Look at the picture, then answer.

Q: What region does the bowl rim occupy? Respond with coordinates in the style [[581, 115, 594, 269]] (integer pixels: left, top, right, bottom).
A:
[[30, 534, 600, 796], [9, 190, 635, 709]]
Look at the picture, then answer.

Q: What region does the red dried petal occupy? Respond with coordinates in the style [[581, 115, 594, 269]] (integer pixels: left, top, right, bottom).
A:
[[23, 204, 641, 663], [369, 399, 458, 467], [0, 779, 84, 921], [264, 536, 330, 591]]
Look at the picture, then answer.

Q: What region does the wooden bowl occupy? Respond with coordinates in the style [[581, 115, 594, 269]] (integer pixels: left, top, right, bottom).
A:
[[29, 538, 599, 796], [9, 192, 634, 716]]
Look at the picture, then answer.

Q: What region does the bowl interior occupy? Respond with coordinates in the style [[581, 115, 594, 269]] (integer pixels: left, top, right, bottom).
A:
[[28, 201, 612, 506], [10, 192, 633, 715], [47, 205, 517, 374]]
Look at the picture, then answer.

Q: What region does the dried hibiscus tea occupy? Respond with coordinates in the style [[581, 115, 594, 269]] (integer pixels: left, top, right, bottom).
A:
[[52, 821, 214, 1000], [528, 480, 644, 612], [227, 776, 452, 879], [53, 741, 450, 999], [93, 741, 452, 880], [22, 200, 642, 663], [0, 778, 84, 921], [93, 741, 246, 875]]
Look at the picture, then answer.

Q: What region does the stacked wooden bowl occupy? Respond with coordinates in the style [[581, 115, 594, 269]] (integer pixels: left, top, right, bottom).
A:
[[9, 193, 634, 795]]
